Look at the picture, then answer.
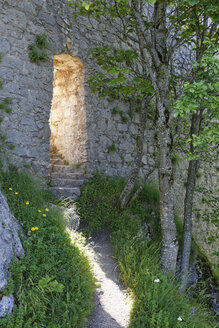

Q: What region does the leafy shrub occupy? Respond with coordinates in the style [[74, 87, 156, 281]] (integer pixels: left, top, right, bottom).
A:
[[0, 169, 94, 328]]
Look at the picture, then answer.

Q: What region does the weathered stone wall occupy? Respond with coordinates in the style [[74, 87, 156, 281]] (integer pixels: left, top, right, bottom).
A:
[[0, 0, 156, 178]]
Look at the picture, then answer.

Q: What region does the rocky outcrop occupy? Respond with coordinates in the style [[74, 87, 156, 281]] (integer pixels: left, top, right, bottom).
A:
[[0, 295, 14, 318], [0, 190, 24, 317]]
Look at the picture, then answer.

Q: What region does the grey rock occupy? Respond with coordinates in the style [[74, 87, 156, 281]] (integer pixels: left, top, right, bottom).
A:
[[142, 155, 147, 165], [0, 39, 10, 53], [0, 295, 14, 318], [139, 222, 152, 241], [0, 191, 24, 292], [117, 123, 128, 132], [129, 123, 137, 135], [39, 13, 56, 26], [0, 23, 5, 34]]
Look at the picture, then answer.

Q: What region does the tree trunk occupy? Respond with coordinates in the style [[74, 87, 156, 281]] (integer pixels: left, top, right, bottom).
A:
[[180, 158, 199, 290], [128, 163, 157, 206], [180, 113, 201, 290], [156, 95, 178, 274], [116, 96, 150, 210], [132, 0, 178, 273], [153, 0, 178, 273]]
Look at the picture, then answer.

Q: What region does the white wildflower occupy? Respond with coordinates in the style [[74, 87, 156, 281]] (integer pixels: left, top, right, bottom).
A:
[[177, 317, 183, 321], [154, 278, 160, 283]]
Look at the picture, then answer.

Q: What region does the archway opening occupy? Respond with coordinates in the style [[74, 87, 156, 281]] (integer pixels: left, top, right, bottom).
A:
[[50, 53, 87, 165]]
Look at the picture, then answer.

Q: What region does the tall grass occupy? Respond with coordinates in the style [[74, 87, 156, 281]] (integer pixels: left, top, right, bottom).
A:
[[0, 169, 94, 328]]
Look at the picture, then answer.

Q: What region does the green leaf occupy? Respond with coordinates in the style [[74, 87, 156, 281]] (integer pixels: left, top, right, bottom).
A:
[[82, 2, 90, 10], [146, 0, 156, 3]]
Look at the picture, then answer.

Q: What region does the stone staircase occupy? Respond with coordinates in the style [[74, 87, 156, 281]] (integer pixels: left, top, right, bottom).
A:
[[49, 152, 91, 201]]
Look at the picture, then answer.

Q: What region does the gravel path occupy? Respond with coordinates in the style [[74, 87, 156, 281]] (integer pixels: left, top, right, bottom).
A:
[[85, 230, 133, 328]]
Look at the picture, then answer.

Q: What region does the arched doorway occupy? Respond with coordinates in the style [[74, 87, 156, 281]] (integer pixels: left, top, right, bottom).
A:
[[50, 53, 87, 165]]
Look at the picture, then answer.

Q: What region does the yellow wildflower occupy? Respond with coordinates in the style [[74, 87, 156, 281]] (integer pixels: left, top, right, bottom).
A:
[[26, 201, 29, 205], [31, 227, 39, 231], [38, 210, 41, 213], [9, 188, 13, 191], [42, 214, 46, 217], [15, 192, 18, 195], [45, 208, 49, 212]]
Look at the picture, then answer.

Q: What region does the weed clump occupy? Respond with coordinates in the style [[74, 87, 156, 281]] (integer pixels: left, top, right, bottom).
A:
[[28, 33, 49, 65]]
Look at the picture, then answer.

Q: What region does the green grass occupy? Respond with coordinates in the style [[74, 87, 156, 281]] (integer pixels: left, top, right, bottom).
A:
[[107, 143, 117, 154], [78, 173, 217, 328], [0, 169, 94, 328]]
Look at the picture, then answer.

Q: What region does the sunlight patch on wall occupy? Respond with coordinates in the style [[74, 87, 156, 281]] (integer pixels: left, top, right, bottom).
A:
[[50, 53, 87, 164]]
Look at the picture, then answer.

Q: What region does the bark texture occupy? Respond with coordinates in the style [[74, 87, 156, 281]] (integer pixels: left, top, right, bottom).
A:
[[180, 158, 199, 290], [117, 97, 150, 210], [153, 1, 178, 273], [156, 94, 178, 273], [180, 113, 201, 289]]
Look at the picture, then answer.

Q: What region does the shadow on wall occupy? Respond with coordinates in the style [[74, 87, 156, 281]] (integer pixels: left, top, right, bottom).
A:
[[49, 53, 87, 165]]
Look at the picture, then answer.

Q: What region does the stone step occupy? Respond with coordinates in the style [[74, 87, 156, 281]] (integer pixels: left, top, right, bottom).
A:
[[50, 172, 86, 180], [51, 172, 93, 180], [50, 153, 63, 159], [51, 165, 81, 174], [50, 158, 66, 165], [51, 187, 81, 200], [52, 178, 85, 188], [52, 164, 86, 173]]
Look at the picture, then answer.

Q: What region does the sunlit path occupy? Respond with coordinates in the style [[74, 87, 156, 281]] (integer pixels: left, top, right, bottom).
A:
[[86, 230, 133, 328]]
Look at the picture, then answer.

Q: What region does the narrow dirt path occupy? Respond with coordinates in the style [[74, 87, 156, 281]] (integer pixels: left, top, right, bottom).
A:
[[85, 230, 133, 328]]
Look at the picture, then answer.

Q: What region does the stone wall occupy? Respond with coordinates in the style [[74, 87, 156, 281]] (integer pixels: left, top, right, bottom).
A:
[[0, 0, 156, 178]]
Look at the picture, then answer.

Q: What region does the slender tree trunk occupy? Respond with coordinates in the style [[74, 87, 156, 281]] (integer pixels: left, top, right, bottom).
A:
[[180, 158, 199, 290], [180, 23, 204, 287], [128, 163, 157, 206], [132, 0, 178, 272], [156, 93, 178, 274], [116, 96, 150, 210], [180, 113, 201, 290]]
